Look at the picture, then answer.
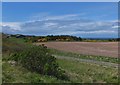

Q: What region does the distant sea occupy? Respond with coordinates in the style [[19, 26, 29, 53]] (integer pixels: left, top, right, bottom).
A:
[[84, 38, 118, 40]]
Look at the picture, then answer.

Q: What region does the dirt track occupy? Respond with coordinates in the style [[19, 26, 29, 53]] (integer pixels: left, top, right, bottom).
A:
[[35, 42, 118, 58]]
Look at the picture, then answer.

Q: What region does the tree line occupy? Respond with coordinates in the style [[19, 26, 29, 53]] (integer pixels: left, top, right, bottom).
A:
[[2, 33, 120, 42]]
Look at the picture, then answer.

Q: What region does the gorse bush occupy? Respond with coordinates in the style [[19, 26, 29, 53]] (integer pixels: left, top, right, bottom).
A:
[[10, 46, 69, 80], [3, 37, 69, 80]]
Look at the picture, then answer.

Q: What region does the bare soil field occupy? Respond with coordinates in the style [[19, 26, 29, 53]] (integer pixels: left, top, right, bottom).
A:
[[35, 42, 118, 58]]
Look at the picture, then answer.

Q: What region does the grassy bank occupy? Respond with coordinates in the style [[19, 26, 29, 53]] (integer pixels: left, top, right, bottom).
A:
[[2, 61, 69, 83], [2, 37, 69, 83], [57, 59, 118, 83], [2, 58, 118, 83]]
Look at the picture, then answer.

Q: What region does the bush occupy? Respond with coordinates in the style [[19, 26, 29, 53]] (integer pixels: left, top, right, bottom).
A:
[[10, 46, 69, 80]]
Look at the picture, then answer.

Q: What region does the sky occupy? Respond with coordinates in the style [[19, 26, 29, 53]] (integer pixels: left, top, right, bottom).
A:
[[2, 2, 119, 38]]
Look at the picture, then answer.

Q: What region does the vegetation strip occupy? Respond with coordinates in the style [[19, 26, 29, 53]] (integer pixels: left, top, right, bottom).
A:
[[54, 55, 118, 68], [49, 49, 119, 64], [57, 59, 118, 83]]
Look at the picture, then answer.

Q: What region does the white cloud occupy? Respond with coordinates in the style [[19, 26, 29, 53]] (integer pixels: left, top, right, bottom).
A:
[[45, 14, 80, 20], [112, 26, 120, 29], [111, 20, 120, 29], [27, 13, 85, 22], [51, 30, 117, 36], [2, 22, 21, 31], [44, 22, 58, 27], [2, 14, 118, 38], [2, 22, 22, 34]]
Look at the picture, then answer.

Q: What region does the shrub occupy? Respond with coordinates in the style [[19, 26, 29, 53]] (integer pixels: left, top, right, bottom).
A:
[[10, 46, 69, 80]]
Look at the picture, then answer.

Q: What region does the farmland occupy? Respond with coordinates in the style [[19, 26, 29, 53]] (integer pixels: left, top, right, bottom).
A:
[[2, 35, 119, 83], [35, 42, 118, 58]]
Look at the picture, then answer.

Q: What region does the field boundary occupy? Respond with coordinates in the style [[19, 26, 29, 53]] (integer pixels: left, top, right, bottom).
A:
[[53, 55, 118, 68]]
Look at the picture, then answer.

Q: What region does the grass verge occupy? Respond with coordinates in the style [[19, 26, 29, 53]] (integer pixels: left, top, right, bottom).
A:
[[57, 58, 119, 83], [49, 48, 119, 64]]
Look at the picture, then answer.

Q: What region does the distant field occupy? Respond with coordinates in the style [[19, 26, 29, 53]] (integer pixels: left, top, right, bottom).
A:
[[35, 42, 118, 58]]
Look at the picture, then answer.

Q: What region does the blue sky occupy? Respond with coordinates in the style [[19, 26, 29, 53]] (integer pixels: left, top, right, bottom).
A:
[[2, 2, 118, 38]]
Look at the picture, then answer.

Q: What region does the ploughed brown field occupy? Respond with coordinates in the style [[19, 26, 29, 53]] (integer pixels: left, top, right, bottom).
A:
[[35, 42, 118, 58]]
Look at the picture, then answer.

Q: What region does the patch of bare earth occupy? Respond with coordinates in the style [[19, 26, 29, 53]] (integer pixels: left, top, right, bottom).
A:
[[35, 42, 118, 58]]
